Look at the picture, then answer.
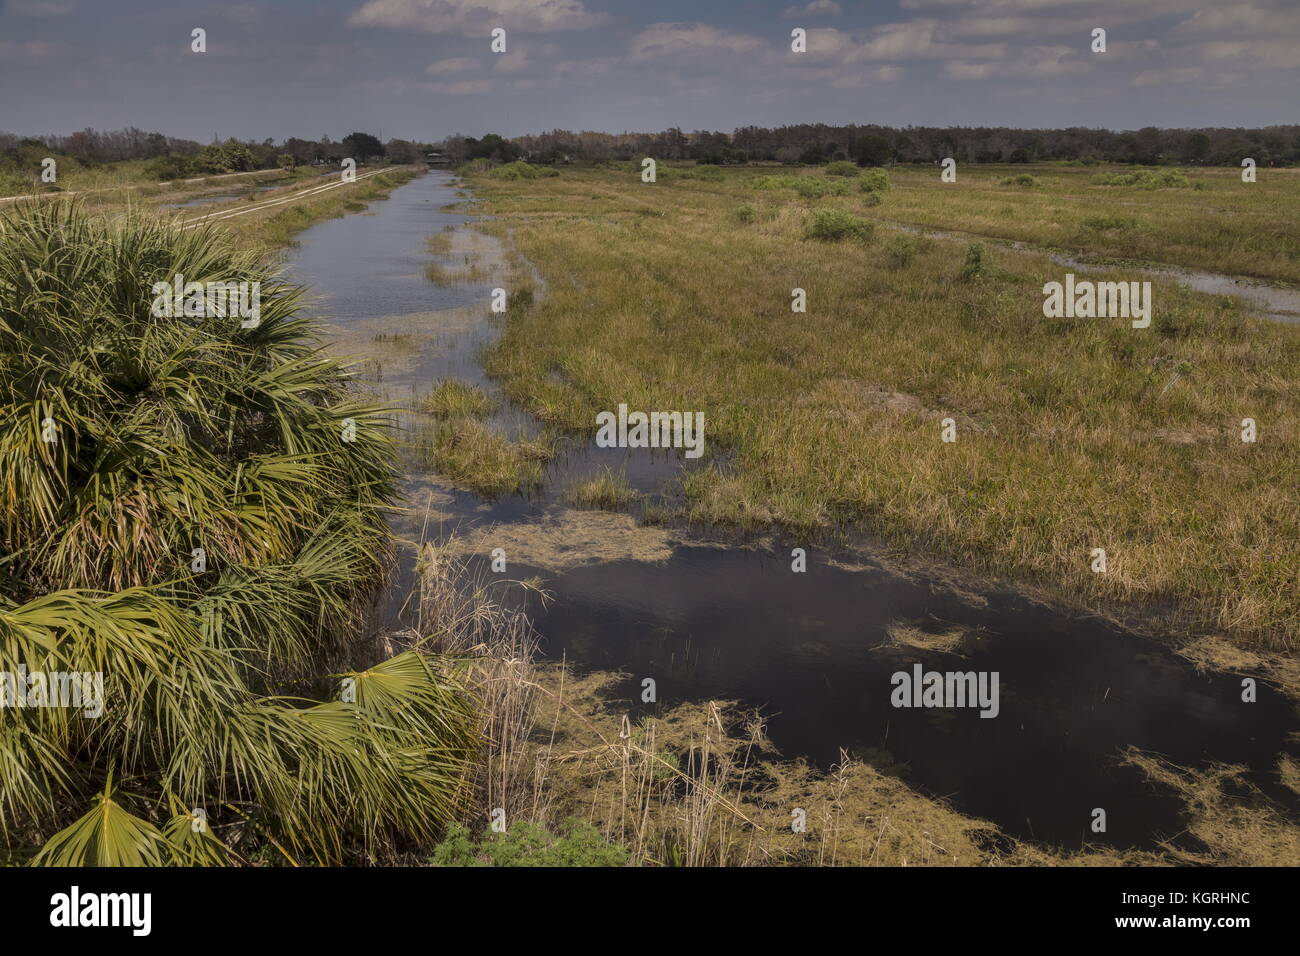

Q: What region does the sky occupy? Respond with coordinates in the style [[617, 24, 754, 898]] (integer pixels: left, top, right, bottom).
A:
[[1, 0, 1296, 143]]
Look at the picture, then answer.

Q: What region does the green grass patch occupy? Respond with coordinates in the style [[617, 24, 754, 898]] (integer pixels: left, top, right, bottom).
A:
[[418, 379, 497, 418], [563, 467, 638, 510]]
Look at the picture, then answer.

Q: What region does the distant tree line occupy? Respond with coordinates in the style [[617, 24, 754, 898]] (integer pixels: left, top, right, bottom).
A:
[[0, 127, 433, 181], [8, 123, 1296, 183], [510, 124, 1300, 167]]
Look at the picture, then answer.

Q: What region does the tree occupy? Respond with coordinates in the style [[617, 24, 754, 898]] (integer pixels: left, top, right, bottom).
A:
[[1185, 133, 1211, 163], [851, 134, 892, 166], [341, 131, 385, 163]]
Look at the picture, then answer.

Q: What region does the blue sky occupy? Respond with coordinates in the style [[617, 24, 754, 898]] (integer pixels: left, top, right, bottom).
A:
[[1, 0, 1296, 142]]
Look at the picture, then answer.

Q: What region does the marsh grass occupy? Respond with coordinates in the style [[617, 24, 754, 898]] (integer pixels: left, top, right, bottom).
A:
[[419, 379, 497, 418], [563, 467, 638, 510], [411, 417, 550, 496], [842, 163, 1298, 282], [466, 164, 1300, 652]]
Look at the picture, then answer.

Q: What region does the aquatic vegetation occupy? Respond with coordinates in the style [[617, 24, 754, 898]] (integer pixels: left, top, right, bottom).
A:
[[563, 467, 638, 510], [419, 379, 497, 418], [413, 417, 549, 496]]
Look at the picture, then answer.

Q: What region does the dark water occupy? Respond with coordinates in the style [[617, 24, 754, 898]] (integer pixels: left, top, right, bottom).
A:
[[482, 546, 1295, 851], [284, 170, 1300, 852], [284, 171, 483, 321]]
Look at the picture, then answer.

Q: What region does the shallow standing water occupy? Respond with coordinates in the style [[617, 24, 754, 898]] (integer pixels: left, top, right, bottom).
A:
[[283, 170, 1300, 853]]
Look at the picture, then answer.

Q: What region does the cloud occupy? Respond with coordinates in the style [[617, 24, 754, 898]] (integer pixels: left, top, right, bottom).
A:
[[0, 38, 66, 58], [425, 78, 492, 94], [3, 0, 76, 14], [630, 22, 767, 61], [1196, 39, 1300, 70], [493, 49, 531, 73], [781, 0, 842, 18], [1172, 3, 1300, 36], [349, 0, 603, 36], [426, 56, 482, 75], [1133, 66, 1204, 86], [944, 60, 997, 79], [849, 19, 1007, 61], [830, 65, 904, 87]]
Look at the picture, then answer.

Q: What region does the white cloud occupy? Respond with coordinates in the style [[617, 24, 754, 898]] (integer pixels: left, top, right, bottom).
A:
[[349, 0, 603, 36], [945, 60, 997, 80], [493, 50, 531, 73], [830, 65, 904, 87], [1133, 66, 1204, 86], [425, 78, 492, 95], [1172, 3, 1300, 36], [426, 56, 482, 75], [854, 19, 1006, 61], [630, 22, 767, 61], [781, 0, 842, 18]]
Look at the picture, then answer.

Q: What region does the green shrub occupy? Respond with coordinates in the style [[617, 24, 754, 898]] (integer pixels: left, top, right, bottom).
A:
[[859, 167, 891, 193], [752, 174, 852, 198], [1094, 168, 1190, 189], [861, 191, 883, 207], [998, 173, 1040, 187], [805, 207, 874, 242], [733, 203, 757, 224], [824, 160, 859, 177], [886, 235, 920, 268], [489, 160, 558, 180], [431, 818, 629, 867], [960, 241, 990, 280], [0, 201, 478, 866]]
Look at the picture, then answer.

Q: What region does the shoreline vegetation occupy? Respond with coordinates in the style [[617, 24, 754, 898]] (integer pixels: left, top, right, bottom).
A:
[[4, 160, 1296, 867]]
